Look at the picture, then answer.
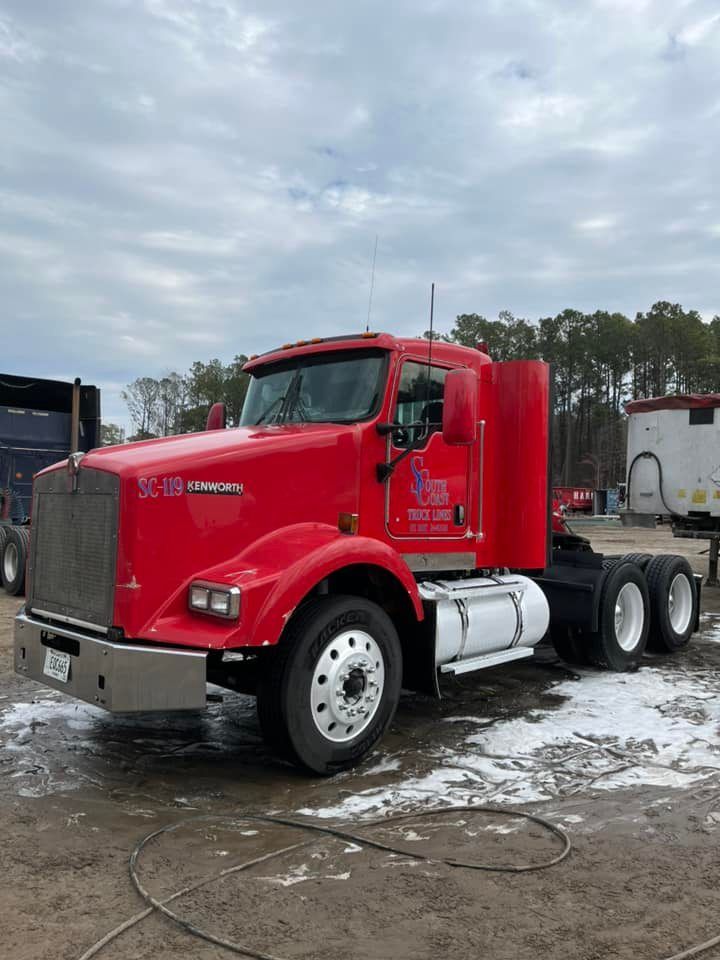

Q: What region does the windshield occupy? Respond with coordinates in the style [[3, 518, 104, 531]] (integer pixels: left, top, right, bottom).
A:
[[240, 349, 387, 426]]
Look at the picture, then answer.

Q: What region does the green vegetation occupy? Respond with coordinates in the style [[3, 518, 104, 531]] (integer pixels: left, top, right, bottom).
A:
[[119, 356, 249, 443], [115, 302, 720, 486], [427, 302, 720, 486]]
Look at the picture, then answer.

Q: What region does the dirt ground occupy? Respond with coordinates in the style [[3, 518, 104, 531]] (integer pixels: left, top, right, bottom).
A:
[[2, 526, 720, 960]]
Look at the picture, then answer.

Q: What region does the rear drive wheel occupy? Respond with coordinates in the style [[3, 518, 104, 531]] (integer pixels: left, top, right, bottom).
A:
[[1, 526, 29, 596], [257, 595, 402, 775], [621, 552, 653, 571], [589, 562, 649, 671], [645, 555, 696, 653]]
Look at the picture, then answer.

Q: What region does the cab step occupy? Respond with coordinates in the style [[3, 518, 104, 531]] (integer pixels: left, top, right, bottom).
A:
[[440, 646, 534, 675]]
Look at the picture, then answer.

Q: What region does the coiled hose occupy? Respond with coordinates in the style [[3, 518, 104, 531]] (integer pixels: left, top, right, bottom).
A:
[[78, 806, 571, 960], [75, 804, 720, 960]]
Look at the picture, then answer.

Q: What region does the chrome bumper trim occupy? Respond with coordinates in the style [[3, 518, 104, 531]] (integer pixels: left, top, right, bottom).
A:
[[30, 607, 109, 635], [14, 609, 208, 712]]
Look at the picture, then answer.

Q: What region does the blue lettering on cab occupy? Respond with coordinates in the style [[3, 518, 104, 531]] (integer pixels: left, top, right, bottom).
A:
[[138, 476, 184, 499], [138, 477, 159, 499]]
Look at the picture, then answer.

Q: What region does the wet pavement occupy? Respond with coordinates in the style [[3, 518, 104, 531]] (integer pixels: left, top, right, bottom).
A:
[[2, 526, 720, 960]]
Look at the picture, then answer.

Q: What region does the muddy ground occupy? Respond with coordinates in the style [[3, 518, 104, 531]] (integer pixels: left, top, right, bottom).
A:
[[1, 526, 720, 960]]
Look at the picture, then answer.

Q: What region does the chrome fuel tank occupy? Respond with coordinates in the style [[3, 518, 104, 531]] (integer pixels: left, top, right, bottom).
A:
[[418, 575, 550, 668]]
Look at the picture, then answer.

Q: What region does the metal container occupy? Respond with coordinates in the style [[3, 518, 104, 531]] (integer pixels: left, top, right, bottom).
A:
[[625, 398, 720, 518], [419, 574, 550, 668]]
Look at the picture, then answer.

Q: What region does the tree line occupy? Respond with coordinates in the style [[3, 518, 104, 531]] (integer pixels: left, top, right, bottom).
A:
[[112, 355, 249, 444], [429, 302, 720, 487], [111, 301, 720, 488]]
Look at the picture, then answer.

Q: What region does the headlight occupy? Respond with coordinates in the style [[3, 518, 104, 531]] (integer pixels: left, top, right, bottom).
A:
[[188, 582, 241, 620]]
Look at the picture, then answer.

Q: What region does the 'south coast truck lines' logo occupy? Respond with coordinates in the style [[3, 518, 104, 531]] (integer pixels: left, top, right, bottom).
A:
[[406, 457, 452, 530], [410, 456, 449, 508]]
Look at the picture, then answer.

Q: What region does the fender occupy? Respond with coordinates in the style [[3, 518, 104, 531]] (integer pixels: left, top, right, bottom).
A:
[[141, 523, 424, 649], [250, 525, 425, 647]]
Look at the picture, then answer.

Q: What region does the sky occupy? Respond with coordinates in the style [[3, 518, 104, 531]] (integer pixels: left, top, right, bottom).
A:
[[1, 0, 719, 427]]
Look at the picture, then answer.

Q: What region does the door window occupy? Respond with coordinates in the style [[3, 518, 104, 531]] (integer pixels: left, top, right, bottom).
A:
[[393, 362, 447, 447]]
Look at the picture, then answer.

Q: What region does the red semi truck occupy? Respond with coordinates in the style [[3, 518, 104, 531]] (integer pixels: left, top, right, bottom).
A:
[[14, 334, 699, 773]]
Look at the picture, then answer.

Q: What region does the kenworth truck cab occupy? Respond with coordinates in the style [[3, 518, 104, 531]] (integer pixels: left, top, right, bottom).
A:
[[14, 334, 700, 773]]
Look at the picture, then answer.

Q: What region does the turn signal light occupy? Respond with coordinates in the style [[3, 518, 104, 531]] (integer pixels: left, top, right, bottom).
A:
[[338, 512, 359, 535], [189, 582, 241, 620]]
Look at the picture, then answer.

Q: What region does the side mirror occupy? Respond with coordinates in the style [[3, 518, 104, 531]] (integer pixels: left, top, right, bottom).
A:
[[442, 369, 477, 445], [206, 402, 227, 431]]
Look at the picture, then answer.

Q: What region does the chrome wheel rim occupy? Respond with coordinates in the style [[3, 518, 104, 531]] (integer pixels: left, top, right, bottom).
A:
[[668, 573, 693, 634], [3, 541, 18, 583], [614, 582, 644, 652], [310, 629, 385, 743]]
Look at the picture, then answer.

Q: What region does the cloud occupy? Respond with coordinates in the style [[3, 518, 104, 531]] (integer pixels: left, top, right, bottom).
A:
[[0, 0, 718, 427], [0, 16, 43, 63], [575, 216, 618, 233], [677, 12, 720, 46]]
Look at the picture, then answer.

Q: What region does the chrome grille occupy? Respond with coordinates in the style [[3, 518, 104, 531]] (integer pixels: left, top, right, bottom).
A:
[[27, 467, 119, 629]]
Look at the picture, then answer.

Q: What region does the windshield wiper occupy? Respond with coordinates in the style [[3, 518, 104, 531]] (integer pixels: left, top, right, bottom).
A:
[[254, 395, 285, 425], [279, 372, 305, 423]]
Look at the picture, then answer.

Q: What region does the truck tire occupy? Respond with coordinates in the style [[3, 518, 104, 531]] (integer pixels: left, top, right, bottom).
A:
[[621, 553, 653, 571], [1, 526, 29, 596], [257, 595, 402, 775], [588, 562, 649, 671], [645, 555, 696, 654], [0, 526, 7, 591], [551, 625, 591, 666]]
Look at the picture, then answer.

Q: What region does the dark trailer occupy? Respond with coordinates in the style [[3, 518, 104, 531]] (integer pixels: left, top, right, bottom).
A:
[[0, 373, 101, 595]]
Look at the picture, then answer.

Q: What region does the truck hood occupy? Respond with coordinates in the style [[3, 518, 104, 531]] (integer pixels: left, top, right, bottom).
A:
[[75, 423, 350, 477], [72, 423, 363, 640]]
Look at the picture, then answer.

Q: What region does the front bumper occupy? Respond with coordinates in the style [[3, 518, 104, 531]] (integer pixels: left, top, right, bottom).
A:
[[14, 609, 208, 712]]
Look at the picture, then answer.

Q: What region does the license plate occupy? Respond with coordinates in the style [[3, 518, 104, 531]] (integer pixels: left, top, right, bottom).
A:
[[43, 648, 71, 683]]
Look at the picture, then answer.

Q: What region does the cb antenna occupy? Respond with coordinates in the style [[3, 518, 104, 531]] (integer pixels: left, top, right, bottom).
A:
[[425, 282, 435, 427], [366, 234, 378, 333]]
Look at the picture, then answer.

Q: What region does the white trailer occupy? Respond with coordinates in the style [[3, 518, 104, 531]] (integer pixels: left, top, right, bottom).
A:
[[625, 394, 720, 520], [624, 393, 720, 584]]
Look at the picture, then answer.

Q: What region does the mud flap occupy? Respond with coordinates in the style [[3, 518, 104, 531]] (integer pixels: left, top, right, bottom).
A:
[[533, 550, 607, 632], [401, 604, 441, 698]]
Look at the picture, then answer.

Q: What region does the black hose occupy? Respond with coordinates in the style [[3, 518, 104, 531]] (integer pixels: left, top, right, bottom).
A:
[[79, 805, 571, 960], [626, 450, 683, 520], [76, 804, 720, 960]]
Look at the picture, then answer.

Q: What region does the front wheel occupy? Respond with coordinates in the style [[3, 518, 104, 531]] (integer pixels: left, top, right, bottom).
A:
[[257, 595, 402, 775]]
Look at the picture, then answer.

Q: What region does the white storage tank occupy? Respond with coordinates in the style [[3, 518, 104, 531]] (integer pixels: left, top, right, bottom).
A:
[[625, 394, 720, 520]]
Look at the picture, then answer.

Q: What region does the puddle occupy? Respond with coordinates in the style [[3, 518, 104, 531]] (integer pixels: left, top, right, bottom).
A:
[[2, 622, 720, 819]]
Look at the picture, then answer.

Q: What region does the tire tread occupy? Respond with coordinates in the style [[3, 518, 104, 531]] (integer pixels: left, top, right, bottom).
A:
[[645, 554, 696, 653]]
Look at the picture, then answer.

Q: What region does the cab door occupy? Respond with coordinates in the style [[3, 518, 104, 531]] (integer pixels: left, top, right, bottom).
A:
[[385, 359, 471, 539]]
